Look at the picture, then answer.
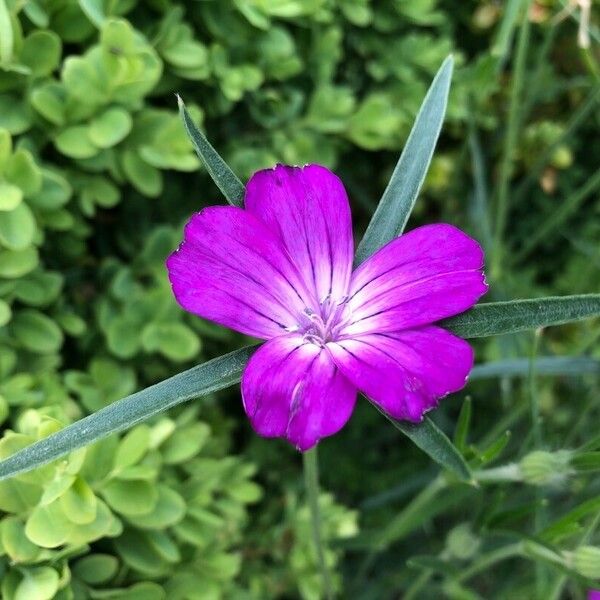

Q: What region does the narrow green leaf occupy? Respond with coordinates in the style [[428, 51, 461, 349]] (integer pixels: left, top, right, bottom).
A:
[[454, 398, 472, 453], [354, 56, 453, 266], [377, 407, 472, 481], [443, 295, 600, 339], [471, 357, 600, 380], [177, 96, 245, 207], [0, 346, 256, 482], [491, 0, 525, 60]]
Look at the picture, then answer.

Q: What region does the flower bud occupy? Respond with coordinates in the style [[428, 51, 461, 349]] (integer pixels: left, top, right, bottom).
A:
[[570, 546, 600, 579], [519, 450, 573, 486], [446, 523, 481, 561]]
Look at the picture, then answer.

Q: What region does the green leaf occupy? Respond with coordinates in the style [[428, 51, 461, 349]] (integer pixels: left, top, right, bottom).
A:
[[20, 31, 61, 77], [103, 479, 158, 516], [54, 126, 98, 159], [443, 295, 600, 338], [114, 425, 150, 470], [0, 345, 256, 481], [127, 485, 186, 529], [0, 203, 37, 250], [141, 321, 201, 362], [25, 501, 71, 548], [11, 309, 64, 354], [73, 554, 118, 585], [0, 0, 14, 65], [89, 107, 132, 148], [0, 181, 22, 211], [78, 0, 106, 27], [379, 410, 472, 481], [354, 56, 454, 266], [0, 247, 38, 278], [0, 298, 11, 326], [14, 567, 59, 600], [60, 477, 98, 524], [177, 96, 245, 207]]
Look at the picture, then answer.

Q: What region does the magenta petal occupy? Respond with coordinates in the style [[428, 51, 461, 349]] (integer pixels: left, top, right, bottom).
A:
[[241, 334, 357, 451], [245, 164, 354, 304], [339, 224, 488, 336], [327, 326, 474, 422], [166, 206, 315, 339]]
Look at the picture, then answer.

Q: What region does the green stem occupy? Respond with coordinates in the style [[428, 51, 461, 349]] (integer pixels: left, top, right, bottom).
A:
[[456, 543, 523, 583], [303, 447, 333, 600], [529, 329, 543, 448], [492, 0, 533, 278]]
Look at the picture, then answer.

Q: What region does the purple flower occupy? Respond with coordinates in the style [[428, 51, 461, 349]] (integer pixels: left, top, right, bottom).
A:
[[589, 591, 600, 600], [167, 164, 487, 451]]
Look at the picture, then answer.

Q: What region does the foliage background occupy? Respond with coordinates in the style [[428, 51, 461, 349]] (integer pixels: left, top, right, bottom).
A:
[[0, 0, 599, 598]]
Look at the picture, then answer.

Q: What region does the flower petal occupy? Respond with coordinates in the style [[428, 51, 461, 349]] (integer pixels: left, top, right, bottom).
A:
[[244, 164, 354, 304], [166, 206, 315, 339], [339, 224, 487, 336], [241, 334, 357, 451], [327, 326, 473, 422]]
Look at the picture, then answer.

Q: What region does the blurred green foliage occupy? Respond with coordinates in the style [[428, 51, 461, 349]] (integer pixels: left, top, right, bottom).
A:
[[0, 0, 598, 598]]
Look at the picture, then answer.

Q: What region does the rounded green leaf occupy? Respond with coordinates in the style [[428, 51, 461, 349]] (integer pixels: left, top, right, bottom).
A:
[[54, 126, 98, 159], [30, 83, 66, 126], [114, 529, 170, 576], [1, 517, 40, 562], [106, 316, 142, 358], [0, 298, 11, 326], [40, 473, 76, 506], [25, 501, 71, 548], [60, 477, 98, 524], [0, 181, 23, 211], [127, 485, 186, 529], [161, 423, 210, 464], [0, 247, 39, 278], [141, 322, 201, 362], [121, 150, 162, 197], [114, 425, 150, 470], [13, 271, 63, 307], [66, 498, 123, 546], [14, 567, 59, 600], [20, 31, 62, 76], [89, 107, 132, 148], [5, 149, 42, 197], [72, 554, 118, 585], [0, 203, 37, 250], [102, 479, 158, 516], [11, 309, 64, 354], [28, 169, 72, 210], [0, 95, 31, 134]]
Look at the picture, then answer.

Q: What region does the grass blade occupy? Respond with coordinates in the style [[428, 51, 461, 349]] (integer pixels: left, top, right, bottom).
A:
[[513, 167, 600, 262], [443, 294, 600, 338], [354, 56, 454, 266], [492, 2, 532, 276], [0, 345, 257, 482], [177, 95, 245, 207]]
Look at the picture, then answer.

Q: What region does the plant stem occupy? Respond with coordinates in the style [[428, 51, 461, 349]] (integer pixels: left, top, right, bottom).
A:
[[303, 447, 333, 600], [492, 0, 533, 278]]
